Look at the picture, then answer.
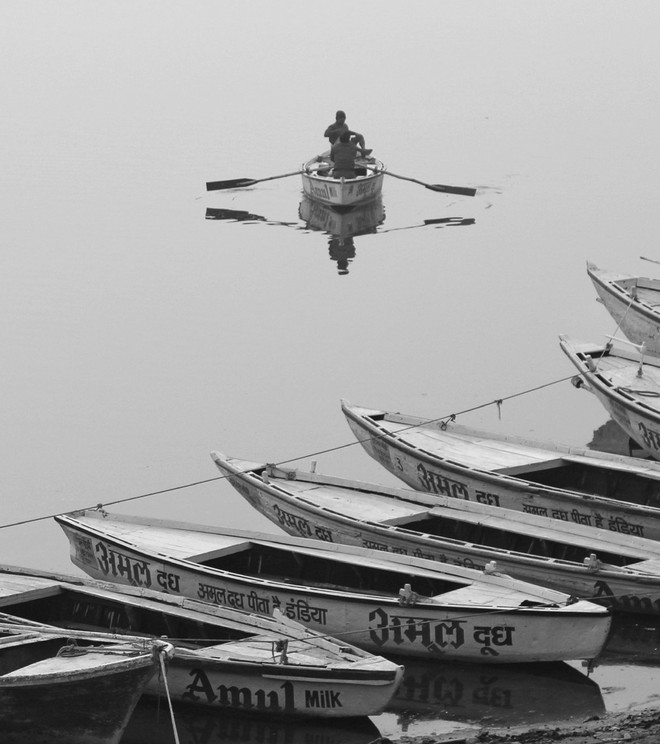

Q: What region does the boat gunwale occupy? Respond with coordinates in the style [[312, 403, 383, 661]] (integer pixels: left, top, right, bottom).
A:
[[341, 401, 660, 520], [213, 458, 660, 584], [560, 336, 660, 420]]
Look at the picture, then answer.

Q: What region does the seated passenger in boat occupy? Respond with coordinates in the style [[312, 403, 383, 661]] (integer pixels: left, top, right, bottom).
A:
[[324, 110, 372, 157], [331, 131, 358, 178]]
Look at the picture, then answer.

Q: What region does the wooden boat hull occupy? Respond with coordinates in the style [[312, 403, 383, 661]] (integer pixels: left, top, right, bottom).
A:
[[55, 507, 610, 664], [559, 335, 660, 459], [0, 567, 400, 719], [0, 633, 159, 744], [210, 456, 660, 616], [341, 400, 660, 541], [588, 262, 660, 356], [301, 155, 384, 207]]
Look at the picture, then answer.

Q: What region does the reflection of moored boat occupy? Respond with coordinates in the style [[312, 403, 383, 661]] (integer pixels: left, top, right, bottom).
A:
[[560, 335, 660, 459], [391, 657, 604, 727], [301, 154, 385, 207], [124, 698, 382, 744]]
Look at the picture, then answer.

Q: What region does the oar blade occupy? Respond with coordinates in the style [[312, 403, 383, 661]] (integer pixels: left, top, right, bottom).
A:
[[206, 178, 257, 191], [426, 183, 477, 197]]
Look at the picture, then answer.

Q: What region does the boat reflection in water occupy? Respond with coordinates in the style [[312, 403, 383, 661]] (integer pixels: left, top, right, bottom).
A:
[[389, 657, 604, 730], [123, 700, 382, 744], [299, 196, 385, 275], [205, 200, 474, 276]]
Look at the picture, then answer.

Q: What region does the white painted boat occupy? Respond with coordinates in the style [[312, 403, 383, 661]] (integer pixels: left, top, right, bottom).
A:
[[560, 335, 660, 459], [341, 400, 660, 540], [0, 623, 168, 744], [55, 505, 610, 664], [209, 453, 660, 616], [587, 262, 660, 356], [0, 565, 400, 719], [301, 154, 385, 207]]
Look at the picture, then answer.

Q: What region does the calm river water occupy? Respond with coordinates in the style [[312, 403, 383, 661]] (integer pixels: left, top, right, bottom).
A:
[[3, 1, 660, 740]]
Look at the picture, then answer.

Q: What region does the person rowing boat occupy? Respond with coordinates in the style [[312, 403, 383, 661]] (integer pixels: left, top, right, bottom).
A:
[[324, 110, 372, 158]]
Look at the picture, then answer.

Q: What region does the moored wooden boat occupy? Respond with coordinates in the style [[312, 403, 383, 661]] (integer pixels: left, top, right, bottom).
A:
[[0, 623, 169, 744], [341, 400, 660, 541], [587, 262, 660, 356], [559, 335, 660, 459], [55, 504, 611, 664], [210, 453, 660, 616], [301, 154, 385, 207], [0, 565, 400, 719]]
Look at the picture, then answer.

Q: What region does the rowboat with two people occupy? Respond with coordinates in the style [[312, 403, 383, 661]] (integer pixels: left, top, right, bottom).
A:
[[55, 507, 611, 664], [0, 564, 402, 719], [340, 400, 660, 541]]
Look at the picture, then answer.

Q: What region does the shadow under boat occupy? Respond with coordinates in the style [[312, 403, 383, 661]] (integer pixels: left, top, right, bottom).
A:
[[588, 418, 650, 459]]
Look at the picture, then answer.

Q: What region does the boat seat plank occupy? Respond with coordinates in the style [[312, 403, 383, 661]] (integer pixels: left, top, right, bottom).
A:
[[626, 558, 660, 574], [274, 481, 425, 521], [85, 521, 255, 561], [0, 575, 62, 606]]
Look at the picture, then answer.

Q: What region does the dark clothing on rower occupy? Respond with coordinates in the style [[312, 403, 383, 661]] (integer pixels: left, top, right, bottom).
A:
[[331, 138, 358, 178]]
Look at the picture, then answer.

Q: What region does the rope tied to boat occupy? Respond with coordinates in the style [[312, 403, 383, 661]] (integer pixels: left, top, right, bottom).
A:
[[617, 386, 660, 397], [155, 641, 180, 744], [57, 642, 89, 657], [439, 414, 456, 431]]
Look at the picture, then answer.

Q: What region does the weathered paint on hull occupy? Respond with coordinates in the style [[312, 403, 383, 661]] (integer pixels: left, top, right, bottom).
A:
[[159, 657, 395, 718], [59, 519, 607, 664], [0, 652, 155, 744], [342, 405, 659, 541], [221, 472, 660, 617]]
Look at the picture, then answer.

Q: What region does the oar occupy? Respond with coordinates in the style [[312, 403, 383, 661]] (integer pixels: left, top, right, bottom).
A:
[[206, 170, 302, 192], [641, 256, 660, 266], [365, 167, 476, 197]]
